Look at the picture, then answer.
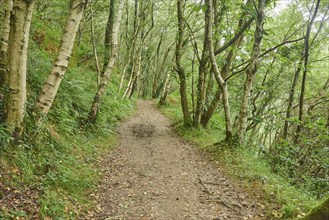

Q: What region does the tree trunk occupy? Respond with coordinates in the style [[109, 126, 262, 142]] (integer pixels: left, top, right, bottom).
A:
[[295, 0, 320, 141], [200, 1, 250, 128], [207, 0, 232, 140], [237, 0, 265, 145], [0, 0, 13, 88], [35, 0, 87, 116], [201, 87, 222, 128], [175, 0, 192, 126], [102, 0, 116, 74], [283, 59, 302, 139], [194, 9, 210, 126], [128, 50, 142, 98], [152, 33, 163, 98], [122, 0, 139, 99], [88, 0, 125, 123], [90, 8, 101, 86], [5, 0, 35, 138], [299, 197, 329, 220], [159, 72, 171, 105]]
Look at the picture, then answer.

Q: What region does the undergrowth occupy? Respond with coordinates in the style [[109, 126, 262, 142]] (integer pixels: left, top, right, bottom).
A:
[[158, 94, 320, 220], [0, 14, 136, 219]]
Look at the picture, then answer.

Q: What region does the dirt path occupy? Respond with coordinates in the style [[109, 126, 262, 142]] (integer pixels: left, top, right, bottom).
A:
[[90, 100, 267, 220]]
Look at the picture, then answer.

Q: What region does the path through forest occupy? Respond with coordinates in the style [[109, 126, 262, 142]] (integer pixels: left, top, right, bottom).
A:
[[89, 100, 269, 220]]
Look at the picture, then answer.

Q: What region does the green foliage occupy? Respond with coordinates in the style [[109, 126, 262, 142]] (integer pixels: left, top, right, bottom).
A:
[[160, 94, 319, 219], [0, 11, 136, 219], [267, 119, 329, 199]]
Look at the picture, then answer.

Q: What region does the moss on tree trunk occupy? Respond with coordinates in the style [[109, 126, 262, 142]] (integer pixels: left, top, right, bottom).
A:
[[299, 197, 329, 220]]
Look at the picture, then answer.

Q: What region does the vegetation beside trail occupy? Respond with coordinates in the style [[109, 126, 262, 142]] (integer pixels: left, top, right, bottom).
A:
[[0, 9, 135, 218], [1, 0, 328, 219], [158, 94, 322, 219]]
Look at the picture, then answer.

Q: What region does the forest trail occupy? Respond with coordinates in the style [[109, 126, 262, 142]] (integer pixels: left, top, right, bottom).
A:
[[89, 100, 267, 220]]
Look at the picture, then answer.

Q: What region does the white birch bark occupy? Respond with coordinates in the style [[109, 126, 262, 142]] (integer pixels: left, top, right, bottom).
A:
[[0, 0, 13, 86], [88, 0, 125, 123], [207, 0, 232, 140], [238, 0, 266, 145], [90, 8, 101, 86], [5, 0, 35, 136], [35, 0, 87, 115]]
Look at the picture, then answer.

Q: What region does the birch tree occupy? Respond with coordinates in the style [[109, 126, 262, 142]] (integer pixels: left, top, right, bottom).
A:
[[5, 0, 35, 137], [88, 0, 125, 123], [0, 0, 13, 88], [35, 0, 87, 116], [237, 0, 266, 145], [201, 0, 252, 128], [207, 0, 232, 141], [175, 0, 192, 126]]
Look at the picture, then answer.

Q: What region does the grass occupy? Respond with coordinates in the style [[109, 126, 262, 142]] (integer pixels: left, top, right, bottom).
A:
[[0, 110, 135, 219], [158, 94, 319, 220], [0, 13, 137, 219]]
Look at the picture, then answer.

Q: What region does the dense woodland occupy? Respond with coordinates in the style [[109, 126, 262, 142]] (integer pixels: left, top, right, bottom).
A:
[[0, 0, 328, 219]]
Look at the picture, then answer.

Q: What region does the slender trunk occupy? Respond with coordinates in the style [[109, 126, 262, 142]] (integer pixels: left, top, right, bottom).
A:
[[200, 1, 249, 128], [128, 50, 142, 98], [102, 0, 116, 74], [159, 72, 171, 105], [0, 0, 13, 88], [207, 0, 232, 140], [118, 68, 126, 96], [36, 0, 87, 116], [191, 53, 196, 120], [88, 0, 125, 123], [201, 88, 222, 128], [123, 67, 134, 98], [194, 10, 210, 126], [5, 0, 35, 138], [122, 0, 139, 99], [152, 33, 163, 98], [117, 0, 130, 97], [295, 0, 320, 141], [283, 59, 302, 139], [238, 0, 265, 145], [90, 8, 101, 86], [153, 43, 173, 99], [175, 0, 191, 126]]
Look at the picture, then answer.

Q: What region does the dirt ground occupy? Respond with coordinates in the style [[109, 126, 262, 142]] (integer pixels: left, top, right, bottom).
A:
[[89, 100, 270, 220]]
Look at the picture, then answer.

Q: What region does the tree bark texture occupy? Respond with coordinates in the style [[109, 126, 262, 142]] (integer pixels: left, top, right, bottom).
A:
[[194, 4, 210, 126], [122, 0, 140, 99], [5, 0, 35, 137], [201, 87, 222, 128], [159, 72, 171, 105], [90, 8, 101, 86], [88, 0, 125, 123], [36, 0, 87, 116], [175, 0, 192, 126], [295, 0, 320, 140], [102, 0, 116, 74], [0, 0, 13, 88], [200, 0, 250, 128], [237, 0, 266, 145], [283, 59, 302, 139], [128, 50, 142, 98], [207, 0, 232, 140]]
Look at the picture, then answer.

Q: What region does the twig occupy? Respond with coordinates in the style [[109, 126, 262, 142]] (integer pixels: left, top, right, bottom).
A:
[[197, 177, 213, 195], [207, 196, 243, 213], [0, 193, 13, 202]]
